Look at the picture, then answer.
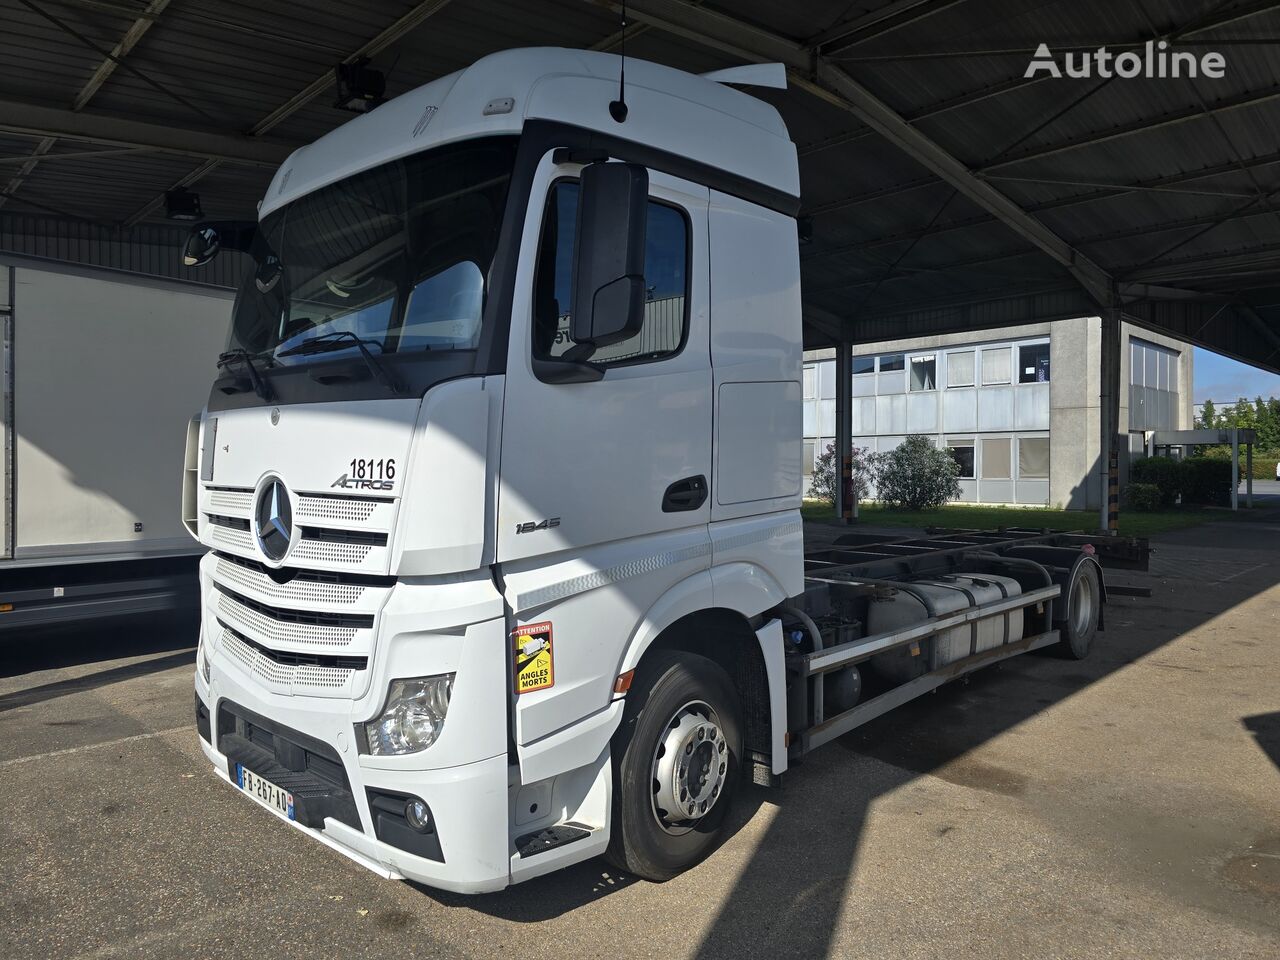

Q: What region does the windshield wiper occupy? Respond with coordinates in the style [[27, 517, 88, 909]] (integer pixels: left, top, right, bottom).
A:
[[217, 349, 275, 401], [278, 332, 405, 393]]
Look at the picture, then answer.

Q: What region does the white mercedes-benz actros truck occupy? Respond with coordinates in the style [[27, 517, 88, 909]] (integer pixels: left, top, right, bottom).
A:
[[186, 48, 1137, 893]]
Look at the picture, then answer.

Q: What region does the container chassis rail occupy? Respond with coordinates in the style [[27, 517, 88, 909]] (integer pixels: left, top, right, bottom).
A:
[[783, 528, 1150, 759]]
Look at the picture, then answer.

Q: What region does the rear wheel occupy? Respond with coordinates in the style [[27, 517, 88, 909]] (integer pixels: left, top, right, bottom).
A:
[[1057, 559, 1101, 659], [606, 651, 742, 881]]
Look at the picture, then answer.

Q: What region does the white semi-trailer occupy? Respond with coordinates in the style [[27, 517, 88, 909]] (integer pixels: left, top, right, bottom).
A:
[[1, 259, 231, 629], [186, 48, 1133, 893]]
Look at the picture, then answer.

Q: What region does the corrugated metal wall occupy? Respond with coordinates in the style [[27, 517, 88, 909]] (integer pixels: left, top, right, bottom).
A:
[[0, 213, 243, 289]]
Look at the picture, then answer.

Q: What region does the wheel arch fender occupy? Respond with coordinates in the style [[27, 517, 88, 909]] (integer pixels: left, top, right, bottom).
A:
[[614, 568, 789, 775]]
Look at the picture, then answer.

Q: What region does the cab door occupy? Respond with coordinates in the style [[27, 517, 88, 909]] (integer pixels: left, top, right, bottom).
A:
[[497, 151, 712, 747]]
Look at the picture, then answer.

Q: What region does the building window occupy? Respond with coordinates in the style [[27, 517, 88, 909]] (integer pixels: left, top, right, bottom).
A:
[[1019, 343, 1050, 383], [802, 365, 816, 400], [949, 440, 975, 478], [533, 180, 688, 367], [853, 355, 875, 375], [981, 346, 1011, 384], [878, 353, 904, 372], [802, 440, 815, 477], [981, 438, 1011, 479], [1018, 437, 1050, 479], [947, 351, 975, 387], [910, 355, 937, 391]]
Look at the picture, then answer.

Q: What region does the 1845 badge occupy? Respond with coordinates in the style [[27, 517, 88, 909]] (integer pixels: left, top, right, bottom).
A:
[[513, 622, 554, 694]]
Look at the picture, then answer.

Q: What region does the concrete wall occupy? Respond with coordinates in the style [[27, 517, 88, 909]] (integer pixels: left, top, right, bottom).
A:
[[804, 316, 1195, 512]]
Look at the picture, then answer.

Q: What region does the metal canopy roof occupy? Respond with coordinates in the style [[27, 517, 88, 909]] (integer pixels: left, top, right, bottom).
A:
[[1, 0, 1278, 370]]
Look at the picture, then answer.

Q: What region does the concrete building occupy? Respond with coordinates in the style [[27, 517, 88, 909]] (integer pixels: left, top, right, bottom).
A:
[[803, 318, 1193, 510]]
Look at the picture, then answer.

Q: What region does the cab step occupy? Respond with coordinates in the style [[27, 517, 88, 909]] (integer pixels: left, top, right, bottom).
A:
[[514, 822, 594, 858]]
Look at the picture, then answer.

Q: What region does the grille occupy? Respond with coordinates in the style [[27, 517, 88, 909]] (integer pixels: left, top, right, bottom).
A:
[[209, 524, 253, 553], [208, 488, 253, 513], [213, 555, 370, 606], [207, 513, 250, 531], [292, 539, 375, 565], [223, 629, 354, 690], [296, 495, 381, 524], [217, 591, 359, 648]]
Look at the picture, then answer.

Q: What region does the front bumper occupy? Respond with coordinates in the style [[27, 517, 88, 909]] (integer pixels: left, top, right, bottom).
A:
[[196, 676, 512, 894], [195, 559, 615, 892]]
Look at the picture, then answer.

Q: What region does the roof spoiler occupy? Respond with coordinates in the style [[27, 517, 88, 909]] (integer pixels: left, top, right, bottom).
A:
[[700, 63, 787, 89]]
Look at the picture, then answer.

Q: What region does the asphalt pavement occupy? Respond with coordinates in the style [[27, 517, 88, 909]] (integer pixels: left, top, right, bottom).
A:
[[2, 516, 1278, 960]]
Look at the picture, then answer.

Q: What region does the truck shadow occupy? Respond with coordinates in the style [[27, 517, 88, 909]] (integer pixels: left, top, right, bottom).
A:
[[422, 518, 1280, 943]]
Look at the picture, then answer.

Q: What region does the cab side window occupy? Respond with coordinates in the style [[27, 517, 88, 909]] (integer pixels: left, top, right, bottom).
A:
[[533, 180, 689, 366]]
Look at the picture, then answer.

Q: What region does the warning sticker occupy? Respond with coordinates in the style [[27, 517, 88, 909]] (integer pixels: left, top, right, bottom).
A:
[[513, 621, 554, 694]]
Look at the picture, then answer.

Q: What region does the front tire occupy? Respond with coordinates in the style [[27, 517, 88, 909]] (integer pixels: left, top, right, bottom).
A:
[[606, 651, 742, 882]]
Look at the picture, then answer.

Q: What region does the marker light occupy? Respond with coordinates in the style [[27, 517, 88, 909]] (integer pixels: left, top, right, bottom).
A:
[[365, 675, 454, 756]]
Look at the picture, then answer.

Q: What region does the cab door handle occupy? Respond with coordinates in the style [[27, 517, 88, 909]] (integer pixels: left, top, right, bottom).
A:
[[662, 475, 708, 512]]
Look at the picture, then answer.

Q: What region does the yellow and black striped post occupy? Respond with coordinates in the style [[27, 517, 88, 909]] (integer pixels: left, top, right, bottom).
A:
[[1107, 441, 1119, 533]]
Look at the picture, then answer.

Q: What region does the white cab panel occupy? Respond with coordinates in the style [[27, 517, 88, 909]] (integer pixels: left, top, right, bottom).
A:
[[204, 397, 420, 493], [716, 381, 801, 505], [393, 376, 502, 576], [503, 524, 713, 746], [496, 158, 712, 563], [708, 190, 802, 523]]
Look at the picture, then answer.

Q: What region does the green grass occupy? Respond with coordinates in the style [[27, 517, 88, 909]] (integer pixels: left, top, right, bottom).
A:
[[800, 500, 1251, 537]]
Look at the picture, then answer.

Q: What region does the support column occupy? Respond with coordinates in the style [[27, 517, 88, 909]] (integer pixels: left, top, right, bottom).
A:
[[1099, 307, 1122, 534], [1246, 436, 1253, 509], [1231, 428, 1239, 511], [835, 343, 853, 524]]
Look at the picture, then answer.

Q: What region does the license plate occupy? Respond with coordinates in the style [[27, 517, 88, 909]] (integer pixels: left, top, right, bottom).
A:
[[235, 763, 295, 820]]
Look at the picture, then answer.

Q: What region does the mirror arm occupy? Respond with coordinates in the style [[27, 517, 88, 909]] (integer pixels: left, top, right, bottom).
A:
[[532, 356, 604, 384]]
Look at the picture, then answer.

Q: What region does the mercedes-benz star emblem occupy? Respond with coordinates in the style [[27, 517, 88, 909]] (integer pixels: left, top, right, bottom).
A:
[[255, 478, 292, 562], [270, 407, 280, 426]]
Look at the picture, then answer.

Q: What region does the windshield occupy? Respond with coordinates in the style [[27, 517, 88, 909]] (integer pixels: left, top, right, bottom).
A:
[[228, 136, 517, 366]]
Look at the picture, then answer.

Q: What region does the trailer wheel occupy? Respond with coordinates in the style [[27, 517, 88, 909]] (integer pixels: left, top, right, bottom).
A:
[[1058, 559, 1101, 659], [606, 650, 742, 882]]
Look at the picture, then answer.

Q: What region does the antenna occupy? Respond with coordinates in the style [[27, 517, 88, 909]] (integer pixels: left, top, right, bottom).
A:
[[609, 0, 629, 122]]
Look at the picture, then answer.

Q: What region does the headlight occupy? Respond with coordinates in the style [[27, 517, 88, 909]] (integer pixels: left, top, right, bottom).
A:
[[365, 675, 454, 756]]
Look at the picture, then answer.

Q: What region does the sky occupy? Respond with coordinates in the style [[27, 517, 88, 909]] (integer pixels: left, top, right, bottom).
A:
[[1193, 347, 1280, 405]]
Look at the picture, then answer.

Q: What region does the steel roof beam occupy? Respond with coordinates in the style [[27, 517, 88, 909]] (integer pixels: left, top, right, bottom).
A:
[[807, 149, 1280, 226], [120, 0, 455, 225], [0, 98, 296, 166], [72, 0, 170, 111], [808, 0, 967, 55], [590, 0, 1115, 308], [796, 65, 1113, 305], [0, 0, 169, 212], [981, 86, 1280, 172], [248, 0, 455, 138]]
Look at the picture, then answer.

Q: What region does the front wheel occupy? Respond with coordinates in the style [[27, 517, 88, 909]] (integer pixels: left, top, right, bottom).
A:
[[606, 651, 742, 882]]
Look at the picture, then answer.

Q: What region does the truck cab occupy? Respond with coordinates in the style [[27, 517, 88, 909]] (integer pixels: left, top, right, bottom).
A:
[[189, 47, 804, 893]]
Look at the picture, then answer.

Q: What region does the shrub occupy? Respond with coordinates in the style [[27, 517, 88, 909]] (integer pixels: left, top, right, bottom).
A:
[[875, 435, 960, 511], [1124, 482, 1163, 512], [1129, 456, 1182, 506], [1198, 444, 1280, 480], [1181, 457, 1233, 505], [807, 442, 876, 507], [1129, 455, 1236, 506]]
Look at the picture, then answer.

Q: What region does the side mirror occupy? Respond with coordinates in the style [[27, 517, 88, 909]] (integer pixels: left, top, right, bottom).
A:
[[254, 254, 283, 294], [180, 220, 258, 268], [570, 161, 647, 348], [182, 225, 220, 267]]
